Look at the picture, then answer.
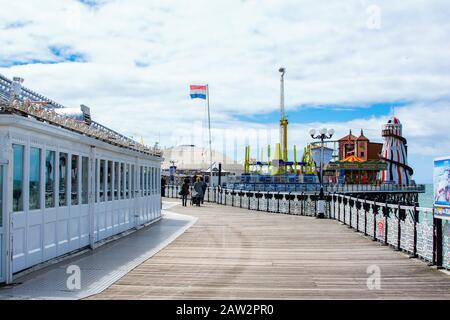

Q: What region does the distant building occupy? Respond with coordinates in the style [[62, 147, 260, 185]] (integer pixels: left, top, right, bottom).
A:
[[338, 129, 382, 161], [161, 145, 244, 185], [324, 129, 386, 184]]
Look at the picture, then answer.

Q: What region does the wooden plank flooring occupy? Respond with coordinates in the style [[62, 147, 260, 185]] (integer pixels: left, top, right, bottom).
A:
[[89, 201, 450, 299]]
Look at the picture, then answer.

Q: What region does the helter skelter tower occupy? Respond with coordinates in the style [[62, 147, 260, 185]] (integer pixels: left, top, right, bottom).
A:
[[379, 117, 414, 185]]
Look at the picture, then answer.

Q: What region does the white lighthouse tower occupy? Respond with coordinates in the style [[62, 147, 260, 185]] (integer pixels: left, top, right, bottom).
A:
[[379, 117, 413, 185]]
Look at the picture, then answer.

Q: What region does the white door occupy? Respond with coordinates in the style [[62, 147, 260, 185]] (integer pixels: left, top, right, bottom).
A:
[[0, 165, 5, 282]]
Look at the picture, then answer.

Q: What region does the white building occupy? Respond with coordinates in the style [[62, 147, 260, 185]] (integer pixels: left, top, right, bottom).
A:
[[0, 79, 162, 284], [162, 145, 243, 173]]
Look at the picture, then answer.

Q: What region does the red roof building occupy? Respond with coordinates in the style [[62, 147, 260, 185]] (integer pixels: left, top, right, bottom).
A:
[[338, 129, 382, 162]]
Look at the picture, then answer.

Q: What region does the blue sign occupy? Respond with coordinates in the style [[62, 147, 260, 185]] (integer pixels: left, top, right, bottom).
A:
[[434, 156, 450, 220]]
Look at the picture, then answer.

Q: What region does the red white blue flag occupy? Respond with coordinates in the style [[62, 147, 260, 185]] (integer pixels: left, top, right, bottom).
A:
[[190, 85, 207, 100]]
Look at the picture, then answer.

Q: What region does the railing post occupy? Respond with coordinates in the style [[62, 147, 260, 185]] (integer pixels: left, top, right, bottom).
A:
[[288, 192, 291, 214], [314, 193, 317, 217], [256, 192, 260, 211], [299, 193, 302, 216], [372, 204, 377, 241], [277, 192, 280, 213], [411, 205, 418, 258], [239, 190, 242, 208], [384, 203, 389, 246], [397, 203, 401, 251], [349, 199, 352, 228], [337, 195, 341, 222], [231, 189, 235, 207], [364, 200, 367, 236], [355, 199, 360, 232], [343, 197, 347, 226], [433, 213, 443, 268]]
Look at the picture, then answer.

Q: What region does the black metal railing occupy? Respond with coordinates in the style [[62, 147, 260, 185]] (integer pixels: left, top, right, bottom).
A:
[[224, 182, 426, 194]]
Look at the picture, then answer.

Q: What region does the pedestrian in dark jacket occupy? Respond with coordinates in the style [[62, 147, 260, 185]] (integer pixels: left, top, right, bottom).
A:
[[161, 176, 166, 197], [192, 177, 204, 206], [200, 176, 207, 204], [180, 178, 190, 207]]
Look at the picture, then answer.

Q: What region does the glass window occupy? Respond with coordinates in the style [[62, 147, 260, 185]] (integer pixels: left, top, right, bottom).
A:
[[13, 144, 24, 212], [107, 161, 113, 201], [71, 155, 79, 206], [95, 159, 98, 203], [114, 162, 119, 200], [120, 163, 125, 198], [149, 167, 153, 194], [143, 167, 147, 196], [125, 164, 130, 198], [140, 166, 143, 197], [59, 152, 68, 207], [152, 167, 155, 194], [0, 166, 3, 226], [147, 167, 152, 196], [99, 160, 105, 202], [82, 157, 89, 204], [45, 150, 55, 208], [131, 165, 135, 199], [29, 147, 41, 210]]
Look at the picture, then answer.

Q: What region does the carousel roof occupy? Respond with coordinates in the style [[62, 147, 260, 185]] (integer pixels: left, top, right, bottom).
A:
[[342, 155, 364, 162]]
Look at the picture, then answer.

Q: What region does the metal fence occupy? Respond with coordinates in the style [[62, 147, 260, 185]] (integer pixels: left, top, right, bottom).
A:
[[164, 184, 449, 270], [329, 194, 436, 265], [225, 182, 426, 193]]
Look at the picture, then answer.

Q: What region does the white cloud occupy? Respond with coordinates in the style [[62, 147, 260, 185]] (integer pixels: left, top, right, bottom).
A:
[[0, 0, 449, 182]]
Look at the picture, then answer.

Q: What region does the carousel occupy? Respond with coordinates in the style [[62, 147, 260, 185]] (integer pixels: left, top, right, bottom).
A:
[[325, 155, 387, 184]]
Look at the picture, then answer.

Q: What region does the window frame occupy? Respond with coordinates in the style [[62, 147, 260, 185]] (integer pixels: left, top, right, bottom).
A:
[[59, 152, 69, 207], [29, 146, 42, 211], [81, 156, 89, 205], [45, 149, 56, 209], [12, 144, 25, 212]]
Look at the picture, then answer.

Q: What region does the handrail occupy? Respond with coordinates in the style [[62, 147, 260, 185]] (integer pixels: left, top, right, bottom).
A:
[[224, 182, 425, 194]]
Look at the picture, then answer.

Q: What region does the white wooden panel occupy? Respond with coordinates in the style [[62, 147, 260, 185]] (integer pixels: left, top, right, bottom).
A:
[[4, 119, 162, 276]]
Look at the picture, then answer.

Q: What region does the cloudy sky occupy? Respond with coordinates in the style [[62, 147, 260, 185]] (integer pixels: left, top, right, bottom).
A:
[[1, 0, 449, 183]]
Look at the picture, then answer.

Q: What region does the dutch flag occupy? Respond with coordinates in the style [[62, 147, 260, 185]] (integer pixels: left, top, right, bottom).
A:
[[190, 85, 207, 100]]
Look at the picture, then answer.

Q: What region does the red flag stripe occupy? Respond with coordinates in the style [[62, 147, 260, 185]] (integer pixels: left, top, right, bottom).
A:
[[190, 85, 207, 90]]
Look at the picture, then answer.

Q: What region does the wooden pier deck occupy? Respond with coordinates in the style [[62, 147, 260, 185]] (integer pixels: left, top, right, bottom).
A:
[[90, 201, 450, 300]]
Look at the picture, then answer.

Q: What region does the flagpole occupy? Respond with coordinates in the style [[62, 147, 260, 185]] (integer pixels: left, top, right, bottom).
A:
[[206, 84, 213, 187]]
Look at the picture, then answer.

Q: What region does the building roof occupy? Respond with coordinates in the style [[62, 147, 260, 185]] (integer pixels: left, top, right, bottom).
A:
[[342, 155, 364, 162], [357, 129, 369, 141], [338, 129, 357, 142]]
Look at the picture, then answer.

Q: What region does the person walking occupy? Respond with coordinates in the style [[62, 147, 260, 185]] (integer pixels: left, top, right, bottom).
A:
[[161, 176, 166, 197], [192, 177, 204, 207], [200, 176, 207, 204], [180, 178, 190, 207]]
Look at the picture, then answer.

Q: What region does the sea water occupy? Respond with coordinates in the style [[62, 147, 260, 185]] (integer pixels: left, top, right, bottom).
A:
[[419, 184, 434, 208]]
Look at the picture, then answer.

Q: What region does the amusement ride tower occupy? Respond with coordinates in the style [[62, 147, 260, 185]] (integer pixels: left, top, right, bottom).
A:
[[379, 117, 414, 185], [279, 67, 288, 163]]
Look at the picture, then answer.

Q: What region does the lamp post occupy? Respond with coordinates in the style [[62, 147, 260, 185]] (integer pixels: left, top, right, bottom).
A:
[[310, 128, 334, 218]]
